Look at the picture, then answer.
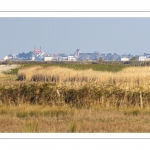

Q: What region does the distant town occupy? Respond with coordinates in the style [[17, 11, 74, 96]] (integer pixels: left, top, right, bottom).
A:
[[3, 47, 150, 61]]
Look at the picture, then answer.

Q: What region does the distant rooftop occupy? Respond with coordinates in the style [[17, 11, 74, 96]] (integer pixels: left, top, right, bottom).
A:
[[34, 47, 42, 53]]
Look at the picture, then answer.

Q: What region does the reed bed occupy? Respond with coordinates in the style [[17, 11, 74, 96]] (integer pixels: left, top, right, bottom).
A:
[[18, 66, 150, 89]]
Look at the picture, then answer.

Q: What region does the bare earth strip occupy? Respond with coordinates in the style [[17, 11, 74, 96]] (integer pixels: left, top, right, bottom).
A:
[[0, 65, 19, 72]]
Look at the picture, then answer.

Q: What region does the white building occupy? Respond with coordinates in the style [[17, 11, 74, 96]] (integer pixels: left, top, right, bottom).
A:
[[44, 56, 53, 61], [68, 56, 76, 61], [4, 56, 9, 60], [12, 54, 17, 58], [58, 57, 68, 61], [139, 56, 147, 61], [121, 57, 129, 61], [74, 49, 80, 58], [31, 56, 35, 61]]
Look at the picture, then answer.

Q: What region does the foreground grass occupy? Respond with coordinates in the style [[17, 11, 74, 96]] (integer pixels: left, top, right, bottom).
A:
[[0, 104, 150, 132]]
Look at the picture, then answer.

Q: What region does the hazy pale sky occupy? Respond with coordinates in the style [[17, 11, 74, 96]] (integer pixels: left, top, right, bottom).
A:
[[0, 17, 150, 59]]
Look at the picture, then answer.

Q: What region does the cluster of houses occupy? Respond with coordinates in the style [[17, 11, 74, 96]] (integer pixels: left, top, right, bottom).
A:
[[41, 48, 101, 61], [3, 48, 150, 62], [3, 48, 98, 61], [121, 54, 150, 61]]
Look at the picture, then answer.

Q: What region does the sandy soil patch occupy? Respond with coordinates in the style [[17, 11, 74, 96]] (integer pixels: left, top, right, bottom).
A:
[[0, 65, 19, 72]]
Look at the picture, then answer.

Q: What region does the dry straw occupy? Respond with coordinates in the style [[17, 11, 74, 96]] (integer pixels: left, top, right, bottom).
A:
[[18, 66, 150, 89]]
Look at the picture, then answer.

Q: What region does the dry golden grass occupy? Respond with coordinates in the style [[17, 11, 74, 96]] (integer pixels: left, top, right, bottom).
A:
[[0, 72, 6, 78], [18, 66, 150, 89], [0, 104, 150, 132]]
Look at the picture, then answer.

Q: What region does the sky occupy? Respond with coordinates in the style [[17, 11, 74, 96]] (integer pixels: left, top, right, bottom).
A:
[[0, 17, 150, 59]]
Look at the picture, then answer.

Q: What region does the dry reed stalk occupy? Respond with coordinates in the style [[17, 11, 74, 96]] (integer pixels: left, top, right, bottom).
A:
[[140, 92, 143, 108]]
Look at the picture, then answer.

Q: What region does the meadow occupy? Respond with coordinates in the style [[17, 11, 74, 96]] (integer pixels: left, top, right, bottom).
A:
[[1, 63, 150, 132]]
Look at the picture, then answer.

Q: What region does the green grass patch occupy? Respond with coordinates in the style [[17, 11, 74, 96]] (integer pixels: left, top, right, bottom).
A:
[[16, 112, 29, 118], [22, 122, 38, 132], [3, 67, 20, 75], [60, 64, 127, 72], [6, 68, 19, 75], [18, 63, 128, 72]]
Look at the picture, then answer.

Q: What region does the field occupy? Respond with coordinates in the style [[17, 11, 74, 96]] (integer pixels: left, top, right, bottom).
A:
[[1, 63, 150, 132]]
